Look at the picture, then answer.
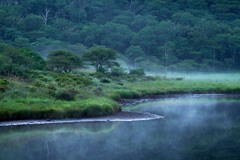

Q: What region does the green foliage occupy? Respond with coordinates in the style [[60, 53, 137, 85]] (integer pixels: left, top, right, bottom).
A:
[[27, 70, 93, 88], [2, 47, 29, 67], [125, 45, 144, 64], [0, 46, 29, 77], [54, 73, 92, 87], [0, 79, 9, 92], [173, 60, 199, 72], [20, 48, 46, 70], [100, 22, 133, 52], [19, 14, 43, 31], [129, 68, 145, 76], [84, 47, 117, 73], [100, 79, 111, 84], [0, 45, 45, 77], [54, 89, 77, 101], [47, 50, 82, 73], [110, 66, 126, 77], [0, 0, 240, 71], [0, 98, 120, 120]]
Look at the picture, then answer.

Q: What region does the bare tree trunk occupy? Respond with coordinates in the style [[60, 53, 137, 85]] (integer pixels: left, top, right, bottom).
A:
[[41, 7, 56, 25]]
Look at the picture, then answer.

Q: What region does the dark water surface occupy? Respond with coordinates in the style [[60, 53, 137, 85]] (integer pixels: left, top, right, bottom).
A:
[[1, 94, 240, 160]]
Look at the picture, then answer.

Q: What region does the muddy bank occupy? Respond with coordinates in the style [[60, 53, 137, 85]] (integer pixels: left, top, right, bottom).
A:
[[0, 111, 163, 127]]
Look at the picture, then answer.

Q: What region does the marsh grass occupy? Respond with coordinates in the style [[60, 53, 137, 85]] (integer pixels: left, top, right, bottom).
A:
[[104, 79, 240, 100]]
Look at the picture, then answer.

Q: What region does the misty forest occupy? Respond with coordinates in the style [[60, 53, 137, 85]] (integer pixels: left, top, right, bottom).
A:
[[0, 0, 240, 160], [0, 0, 240, 71]]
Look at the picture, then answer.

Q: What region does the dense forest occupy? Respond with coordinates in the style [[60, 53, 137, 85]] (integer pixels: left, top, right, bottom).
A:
[[0, 0, 240, 72]]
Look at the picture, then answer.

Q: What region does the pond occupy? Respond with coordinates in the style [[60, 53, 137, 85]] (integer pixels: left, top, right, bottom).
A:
[[1, 94, 240, 160]]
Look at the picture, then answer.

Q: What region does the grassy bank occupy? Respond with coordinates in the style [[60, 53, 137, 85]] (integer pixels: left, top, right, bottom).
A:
[[0, 98, 120, 121], [105, 79, 240, 100], [0, 71, 240, 121]]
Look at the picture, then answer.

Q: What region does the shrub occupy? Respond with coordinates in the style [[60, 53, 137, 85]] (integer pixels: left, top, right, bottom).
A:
[[0, 79, 9, 92], [54, 89, 77, 101], [90, 72, 107, 79], [176, 77, 184, 81], [129, 68, 145, 76], [2, 82, 28, 99], [0, 65, 28, 77], [47, 50, 82, 73], [54, 73, 92, 87], [100, 79, 111, 83], [93, 87, 104, 96], [110, 66, 126, 77], [84, 106, 103, 117]]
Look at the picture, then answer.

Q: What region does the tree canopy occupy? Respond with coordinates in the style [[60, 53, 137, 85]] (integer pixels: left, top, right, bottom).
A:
[[84, 47, 117, 73], [47, 50, 82, 73], [0, 0, 240, 72], [0, 44, 45, 76]]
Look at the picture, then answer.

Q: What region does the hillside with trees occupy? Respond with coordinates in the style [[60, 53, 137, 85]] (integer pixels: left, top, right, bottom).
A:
[[0, 0, 239, 72]]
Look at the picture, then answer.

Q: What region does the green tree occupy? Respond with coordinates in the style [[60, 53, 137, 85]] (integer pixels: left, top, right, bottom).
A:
[[47, 50, 82, 73], [20, 48, 46, 70], [84, 47, 117, 73], [159, 41, 178, 67], [171, 12, 197, 26], [2, 46, 29, 66], [130, 15, 158, 32], [132, 20, 178, 56], [24, 0, 58, 25], [19, 14, 43, 31], [125, 45, 144, 67], [79, 23, 102, 47], [0, 46, 30, 76], [100, 22, 133, 52], [0, 9, 7, 28], [14, 36, 30, 47], [0, 54, 12, 76], [59, 2, 87, 23]]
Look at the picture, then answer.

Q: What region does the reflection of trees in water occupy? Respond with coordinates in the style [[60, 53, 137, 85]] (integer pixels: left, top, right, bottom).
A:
[[0, 121, 119, 149], [1, 118, 240, 160], [80, 122, 119, 135]]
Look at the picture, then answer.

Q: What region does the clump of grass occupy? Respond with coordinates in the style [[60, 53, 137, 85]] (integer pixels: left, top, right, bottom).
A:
[[113, 89, 142, 99], [0, 79, 9, 92], [2, 82, 29, 99], [54, 89, 77, 101]]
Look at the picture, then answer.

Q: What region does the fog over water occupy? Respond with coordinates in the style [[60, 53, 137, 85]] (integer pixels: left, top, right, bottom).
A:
[[147, 72, 240, 81], [1, 94, 240, 160]]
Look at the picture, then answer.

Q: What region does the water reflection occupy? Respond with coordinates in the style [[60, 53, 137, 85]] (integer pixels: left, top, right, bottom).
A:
[[1, 94, 240, 160]]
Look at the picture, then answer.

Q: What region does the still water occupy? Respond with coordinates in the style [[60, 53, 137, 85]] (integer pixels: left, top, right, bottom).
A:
[[1, 94, 240, 160]]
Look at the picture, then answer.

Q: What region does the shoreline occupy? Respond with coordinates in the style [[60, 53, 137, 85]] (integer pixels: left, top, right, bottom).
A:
[[118, 92, 240, 106], [0, 111, 163, 127], [1, 93, 240, 127]]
